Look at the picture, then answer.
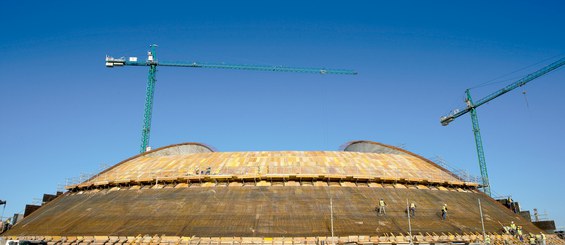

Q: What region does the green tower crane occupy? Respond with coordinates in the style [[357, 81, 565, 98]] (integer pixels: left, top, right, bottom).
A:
[[440, 56, 565, 196], [106, 44, 357, 153]]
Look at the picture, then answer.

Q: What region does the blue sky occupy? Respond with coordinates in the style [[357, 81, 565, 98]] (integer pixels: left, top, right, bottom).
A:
[[1, 1, 564, 228]]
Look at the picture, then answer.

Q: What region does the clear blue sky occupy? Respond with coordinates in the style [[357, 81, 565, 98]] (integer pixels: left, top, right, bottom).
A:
[[1, 1, 564, 229]]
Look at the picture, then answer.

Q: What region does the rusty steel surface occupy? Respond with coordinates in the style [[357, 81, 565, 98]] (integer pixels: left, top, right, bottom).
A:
[[5, 186, 542, 237], [4, 142, 537, 238], [82, 150, 464, 189], [88, 142, 215, 182]]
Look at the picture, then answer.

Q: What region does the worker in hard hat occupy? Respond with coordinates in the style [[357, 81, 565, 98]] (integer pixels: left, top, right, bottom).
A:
[[409, 202, 416, 217], [517, 226, 523, 242], [441, 203, 448, 220], [376, 198, 387, 216], [506, 196, 513, 210], [539, 232, 546, 245], [510, 221, 517, 235]]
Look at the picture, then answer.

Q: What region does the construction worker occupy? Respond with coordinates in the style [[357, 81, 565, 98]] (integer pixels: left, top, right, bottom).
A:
[[539, 232, 546, 245], [409, 202, 416, 217], [441, 204, 448, 220], [507, 197, 513, 209], [517, 226, 523, 242], [376, 198, 386, 216], [510, 221, 517, 235], [484, 234, 491, 245]]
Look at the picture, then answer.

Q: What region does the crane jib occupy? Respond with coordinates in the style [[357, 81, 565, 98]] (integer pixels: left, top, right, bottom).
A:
[[106, 45, 357, 153], [441, 56, 565, 125], [119, 60, 358, 75], [438, 55, 565, 196]]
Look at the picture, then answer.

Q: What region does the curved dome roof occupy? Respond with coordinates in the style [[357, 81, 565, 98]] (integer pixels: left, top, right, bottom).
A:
[[5, 141, 542, 243], [80, 141, 465, 188]]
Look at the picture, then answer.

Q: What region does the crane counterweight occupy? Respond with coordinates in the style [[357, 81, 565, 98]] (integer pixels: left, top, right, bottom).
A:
[[440, 116, 453, 126]]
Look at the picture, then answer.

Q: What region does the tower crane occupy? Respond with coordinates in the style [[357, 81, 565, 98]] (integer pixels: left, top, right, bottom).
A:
[[440, 56, 565, 196], [106, 44, 357, 153]]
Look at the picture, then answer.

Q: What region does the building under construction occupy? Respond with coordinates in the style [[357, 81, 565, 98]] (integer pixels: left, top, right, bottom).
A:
[[2, 140, 561, 244]]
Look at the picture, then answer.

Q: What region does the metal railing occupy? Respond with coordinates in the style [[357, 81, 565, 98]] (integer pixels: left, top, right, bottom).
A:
[[65, 164, 476, 187], [429, 156, 481, 183]]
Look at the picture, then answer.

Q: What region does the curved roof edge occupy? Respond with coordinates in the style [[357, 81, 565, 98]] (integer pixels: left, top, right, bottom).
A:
[[341, 140, 411, 155], [341, 140, 461, 181], [144, 142, 216, 157], [85, 142, 215, 183]]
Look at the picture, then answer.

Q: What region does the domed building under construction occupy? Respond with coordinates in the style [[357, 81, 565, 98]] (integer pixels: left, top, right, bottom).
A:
[[2, 141, 560, 244]]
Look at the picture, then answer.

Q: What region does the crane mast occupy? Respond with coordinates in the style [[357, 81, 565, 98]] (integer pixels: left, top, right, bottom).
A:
[[440, 56, 565, 196], [106, 44, 357, 153], [465, 89, 491, 196], [140, 45, 158, 152]]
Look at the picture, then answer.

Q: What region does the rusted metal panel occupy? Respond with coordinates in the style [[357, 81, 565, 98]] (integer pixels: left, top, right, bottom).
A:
[[82, 150, 468, 190], [5, 186, 542, 237]]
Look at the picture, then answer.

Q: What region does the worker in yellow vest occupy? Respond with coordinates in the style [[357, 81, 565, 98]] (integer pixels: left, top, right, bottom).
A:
[[517, 226, 523, 242], [441, 204, 448, 220], [377, 198, 386, 216], [510, 221, 517, 235], [539, 232, 546, 245], [409, 202, 416, 217]]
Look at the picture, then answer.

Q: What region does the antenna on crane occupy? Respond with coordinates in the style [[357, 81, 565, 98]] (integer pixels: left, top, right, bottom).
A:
[[107, 44, 357, 153], [440, 56, 565, 196]]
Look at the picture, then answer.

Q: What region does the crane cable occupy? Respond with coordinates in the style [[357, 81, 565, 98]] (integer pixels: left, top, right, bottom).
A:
[[522, 86, 530, 109], [468, 53, 565, 91], [463, 53, 565, 112]]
